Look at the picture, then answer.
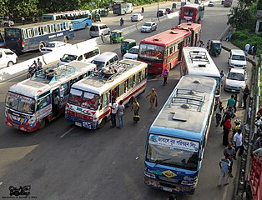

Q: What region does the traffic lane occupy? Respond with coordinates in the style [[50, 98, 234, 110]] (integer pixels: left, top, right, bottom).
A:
[[0, 70, 180, 199]]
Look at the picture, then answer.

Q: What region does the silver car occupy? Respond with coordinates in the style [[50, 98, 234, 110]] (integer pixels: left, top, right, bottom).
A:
[[141, 22, 157, 32]]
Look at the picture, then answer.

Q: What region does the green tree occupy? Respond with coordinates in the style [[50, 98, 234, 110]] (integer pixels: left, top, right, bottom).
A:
[[6, 0, 38, 18], [37, 0, 82, 14]]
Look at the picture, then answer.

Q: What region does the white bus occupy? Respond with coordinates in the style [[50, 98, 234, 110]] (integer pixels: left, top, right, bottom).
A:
[[65, 59, 148, 129], [180, 47, 221, 96], [5, 61, 96, 132]]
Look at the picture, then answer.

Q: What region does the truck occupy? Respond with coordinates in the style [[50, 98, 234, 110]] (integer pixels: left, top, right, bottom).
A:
[[113, 3, 133, 15], [223, 0, 232, 7]]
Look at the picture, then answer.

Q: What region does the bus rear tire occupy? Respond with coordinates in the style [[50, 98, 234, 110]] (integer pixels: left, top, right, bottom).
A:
[[38, 42, 45, 51], [39, 118, 46, 129], [63, 36, 68, 43]]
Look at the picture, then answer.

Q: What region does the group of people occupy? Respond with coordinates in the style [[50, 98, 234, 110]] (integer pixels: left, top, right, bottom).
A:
[[28, 58, 43, 77], [245, 42, 258, 59]]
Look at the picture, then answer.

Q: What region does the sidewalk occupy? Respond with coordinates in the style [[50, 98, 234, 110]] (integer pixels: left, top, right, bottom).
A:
[[220, 38, 258, 199]]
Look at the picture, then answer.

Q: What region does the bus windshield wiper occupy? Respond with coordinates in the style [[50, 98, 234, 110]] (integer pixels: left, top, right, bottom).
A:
[[153, 158, 171, 167]]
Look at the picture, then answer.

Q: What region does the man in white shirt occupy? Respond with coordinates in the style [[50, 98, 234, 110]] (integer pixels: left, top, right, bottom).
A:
[[233, 129, 243, 157], [111, 98, 118, 128], [245, 43, 250, 55]]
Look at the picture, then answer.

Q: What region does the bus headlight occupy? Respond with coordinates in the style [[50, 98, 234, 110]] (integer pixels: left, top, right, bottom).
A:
[[28, 116, 36, 125], [144, 171, 156, 179], [181, 180, 197, 186]]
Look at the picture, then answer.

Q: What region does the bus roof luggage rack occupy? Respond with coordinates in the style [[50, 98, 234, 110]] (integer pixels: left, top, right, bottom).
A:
[[94, 62, 134, 82], [34, 64, 76, 83], [189, 50, 209, 63], [170, 88, 206, 112]]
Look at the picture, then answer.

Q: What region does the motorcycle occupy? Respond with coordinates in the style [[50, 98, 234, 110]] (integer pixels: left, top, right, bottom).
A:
[[141, 7, 144, 13], [120, 18, 124, 26]]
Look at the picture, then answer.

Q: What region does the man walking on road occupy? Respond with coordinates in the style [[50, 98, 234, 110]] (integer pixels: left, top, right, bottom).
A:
[[218, 153, 231, 187], [242, 85, 250, 109], [224, 143, 236, 177], [234, 129, 244, 157], [227, 95, 236, 111], [117, 100, 125, 129], [146, 88, 157, 111], [245, 43, 250, 55]]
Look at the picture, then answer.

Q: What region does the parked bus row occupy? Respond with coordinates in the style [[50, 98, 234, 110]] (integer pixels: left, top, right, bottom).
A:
[[41, 10, 92, 31], [138, 22, 202, 74]]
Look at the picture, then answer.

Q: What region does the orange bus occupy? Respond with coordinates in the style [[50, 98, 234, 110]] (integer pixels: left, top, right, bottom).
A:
[[138, 22, 201, 74]]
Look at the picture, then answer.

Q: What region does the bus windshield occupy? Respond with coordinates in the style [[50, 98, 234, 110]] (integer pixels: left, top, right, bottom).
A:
[[183, 8, 194, 16], [146, 134, 199, 171], [139, 43, 164, 60], [5, 92, 35, 114], [5, 28, 21, 38], [68, 88, 100, 110]]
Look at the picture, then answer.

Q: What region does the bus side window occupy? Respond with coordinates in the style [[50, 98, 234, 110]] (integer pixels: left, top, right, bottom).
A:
[[112, 87, 118, 99], [169, 46, 173, 55], [124, 80, 128, 92], [119, 82, 125, 96], [132, 75, 136, 86], [128, 77, 133, 89], [37, 94, 51, 110], [43, 25, 49, 34], [27, 29, 33, 38], [60, 82, 70, 98], [49, 25, 54, 33], [22, 29, 28, 39]]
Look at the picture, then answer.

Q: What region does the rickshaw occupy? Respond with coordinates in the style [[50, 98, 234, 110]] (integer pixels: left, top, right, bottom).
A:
[[120, 39, 136, 56], [209, 40, 222, 57], [92, 13, 101, 22], [110, 30, 124, 44], [100, 9, 109, 17]]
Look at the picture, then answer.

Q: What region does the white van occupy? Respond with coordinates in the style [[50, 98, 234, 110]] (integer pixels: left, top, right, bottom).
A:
[[224, 68, 247, 93], [59, 46, 100, 65], [91, 52, 119, 70], [228, 49, 247, 69], [89, 24, 111, 37]]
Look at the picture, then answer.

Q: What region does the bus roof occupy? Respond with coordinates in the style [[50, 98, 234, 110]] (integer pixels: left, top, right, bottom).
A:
[[72, 59, 147, 95], [43, 10, 91, 16], [175, 22, 201, 32], [6, 20, 71, 29], [8, 61, 96, 98], [182, 3, 201, 9], [182, 47, 220, 78], [149, 75, 216, 141], [140, 28, 191, 47]]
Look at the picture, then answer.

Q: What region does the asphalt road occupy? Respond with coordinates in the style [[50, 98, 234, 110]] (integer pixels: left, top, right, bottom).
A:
[[0, 1, 245, 199]]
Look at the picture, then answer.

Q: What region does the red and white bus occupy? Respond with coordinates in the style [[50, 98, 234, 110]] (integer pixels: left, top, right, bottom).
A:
[[138, 22, 201, 74], [180, 4, 204, 23], [5, 61, 96, 132], [65, 59, 147, 129]]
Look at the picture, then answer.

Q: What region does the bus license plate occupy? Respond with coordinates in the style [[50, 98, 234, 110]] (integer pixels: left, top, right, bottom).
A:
[[162, 187, 172, 192], [232, 90, 236, 92], [75, 122, 82, 127]]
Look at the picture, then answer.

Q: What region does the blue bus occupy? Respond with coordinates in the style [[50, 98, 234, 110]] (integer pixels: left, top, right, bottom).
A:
[[144, 75, 216, 195], [41, 10, 92, 31], [4, 20, 74, 53]]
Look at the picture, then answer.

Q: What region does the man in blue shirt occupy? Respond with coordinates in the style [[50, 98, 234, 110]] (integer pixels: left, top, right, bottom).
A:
[[227, 95, 236, 110], [218, 153, 231, 187]]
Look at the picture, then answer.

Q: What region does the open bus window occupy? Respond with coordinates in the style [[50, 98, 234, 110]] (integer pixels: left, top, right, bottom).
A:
[[146, 134, 199, 171], [37, 95, 51, 110], [6, 92, 35, 114], [139, 44, 164, 60]]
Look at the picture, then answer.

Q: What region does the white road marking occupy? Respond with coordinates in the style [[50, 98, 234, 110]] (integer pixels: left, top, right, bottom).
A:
[[60, 127, 74, 138], [0, 182, 3, 186]]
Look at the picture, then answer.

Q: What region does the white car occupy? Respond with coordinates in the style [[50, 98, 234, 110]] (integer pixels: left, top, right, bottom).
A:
[[224, 68, 247, 93], [208, 1, 214, 6], [40, 41, 72, 54], [228, 49, 247, 69], [131, 14, 143, 22], [0, 48, 17, 69], [141, 22, 157, 32], [123, 46, 139, 60]]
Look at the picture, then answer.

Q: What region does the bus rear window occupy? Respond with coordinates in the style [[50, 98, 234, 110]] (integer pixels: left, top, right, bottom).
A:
[[139, 43, 164, 60], [5, 28, 21, 38]]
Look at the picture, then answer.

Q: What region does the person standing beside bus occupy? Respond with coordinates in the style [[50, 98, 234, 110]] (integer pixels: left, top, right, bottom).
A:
[[37, 58, 43, 71], [146, 88, 157, 111], [117, 100, 125, 129], [111, 98, 118, 128], [52, 91, 60, 117], [131, 97, 140, 123], [162, 68, 169, 86]]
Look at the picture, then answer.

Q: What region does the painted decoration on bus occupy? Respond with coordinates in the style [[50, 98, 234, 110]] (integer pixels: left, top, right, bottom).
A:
[[149, 135, 199, 152]]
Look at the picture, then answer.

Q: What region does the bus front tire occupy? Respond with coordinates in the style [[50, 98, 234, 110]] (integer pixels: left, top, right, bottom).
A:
[[38, 42, 45, 51], [7, 61, 14, 67], [98, 118, 107, 129], [39, 118, 46, 129]]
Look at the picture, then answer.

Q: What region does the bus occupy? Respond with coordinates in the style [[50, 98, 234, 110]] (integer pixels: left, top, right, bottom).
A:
[[138, 22, 201, 75], [224, 0, 233, 7], [0, 31, 5, 48], [41, 10, 92, 31], [4, 20, 74, 53], [180, 47, 221, 96], [144, 75, 216, 194], [5, 61, 96, 132], [65, 59, 147, 129], [180, 4, 204, 23]]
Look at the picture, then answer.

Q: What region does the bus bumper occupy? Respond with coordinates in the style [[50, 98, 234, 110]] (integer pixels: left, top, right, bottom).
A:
[[144, 177, 195, 195], [65, 114, 98, 129], [5, 118, 38, 132]]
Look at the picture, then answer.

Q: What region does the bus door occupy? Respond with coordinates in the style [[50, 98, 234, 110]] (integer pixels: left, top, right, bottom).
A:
[[177, 42, 184, 61], [36, 91, 52, 121], [51, 88, 61, 117], [60, 81, 71, 108]]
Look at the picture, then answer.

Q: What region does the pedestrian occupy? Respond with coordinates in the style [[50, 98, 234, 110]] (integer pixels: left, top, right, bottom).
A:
[[21, 16, 25, 25], [223, 118, 231, 146], [233, 94, 238, 112], [162, 68, 169, 86], [218, 153, 231, 187], [220, 70, 225, 79], [252, 44, 257, 59], [117, 100, 125, 129], [233, 129, 244, 157], [199, 40, 204, 47], [245, 42, 250, 56], [206, 40, 211, 50], [146, 88, 157, 111], [52, 91, 60, 116], [37, 58, 43, 71], [227, 95, 236, 111], [131, 97, 140, 123], [110, 98, 118, 128], [224, 143, 236, 177], [225, 30, 232, 41], [242, 85, 250, 109], [222, 107, 235, 123], [215, 101, 224, 127]]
